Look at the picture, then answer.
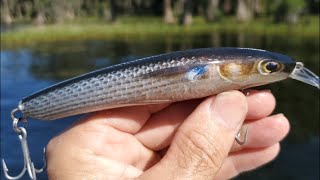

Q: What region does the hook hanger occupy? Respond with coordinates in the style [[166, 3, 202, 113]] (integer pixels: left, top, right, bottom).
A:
[[2, 108, 46, 180]]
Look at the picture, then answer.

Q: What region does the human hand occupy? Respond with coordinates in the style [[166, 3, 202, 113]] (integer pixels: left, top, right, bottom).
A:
[[46, 90, 289, 180]]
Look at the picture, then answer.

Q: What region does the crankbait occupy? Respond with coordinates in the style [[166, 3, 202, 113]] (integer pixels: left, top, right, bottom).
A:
[[17, 48, 319, 120]]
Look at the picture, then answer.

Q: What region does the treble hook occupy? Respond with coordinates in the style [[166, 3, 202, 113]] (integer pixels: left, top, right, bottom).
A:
[[2, 109, 46, 180], [235, 126, 248, 145]]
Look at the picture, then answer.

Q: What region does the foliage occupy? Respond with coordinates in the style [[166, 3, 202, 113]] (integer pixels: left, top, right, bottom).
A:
[[267, 0, 307, 23], [1, 16, 319, 49], [1, 0, 318, 48], [0, 0, 317, 25]]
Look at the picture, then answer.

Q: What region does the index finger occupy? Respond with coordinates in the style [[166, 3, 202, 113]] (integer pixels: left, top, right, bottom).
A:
[[80, 103, 171, 134]]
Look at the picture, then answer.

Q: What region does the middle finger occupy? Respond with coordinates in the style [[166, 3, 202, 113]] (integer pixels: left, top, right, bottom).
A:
[[135, 90, 276, 151]]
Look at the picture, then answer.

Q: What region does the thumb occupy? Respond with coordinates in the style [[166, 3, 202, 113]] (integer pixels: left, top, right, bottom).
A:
[[140, 91, 248, 180]]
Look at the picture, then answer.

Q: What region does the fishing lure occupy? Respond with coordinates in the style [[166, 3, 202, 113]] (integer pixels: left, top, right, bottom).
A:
[[3, 47, 319, 179]]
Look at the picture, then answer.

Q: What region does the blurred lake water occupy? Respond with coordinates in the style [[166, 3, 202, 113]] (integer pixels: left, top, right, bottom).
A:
[[1, 32, 319, 179]]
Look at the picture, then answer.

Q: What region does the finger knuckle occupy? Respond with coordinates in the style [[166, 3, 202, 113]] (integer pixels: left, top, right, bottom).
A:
[[175, 129, 224, 173]]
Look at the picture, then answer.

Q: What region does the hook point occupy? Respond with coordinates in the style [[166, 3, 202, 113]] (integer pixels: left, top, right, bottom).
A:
[[2, 159, 8, 171], [235, 126, 248, 145]]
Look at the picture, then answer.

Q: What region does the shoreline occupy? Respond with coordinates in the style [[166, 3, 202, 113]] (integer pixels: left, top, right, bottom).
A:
[[1, 16, 319, 49]]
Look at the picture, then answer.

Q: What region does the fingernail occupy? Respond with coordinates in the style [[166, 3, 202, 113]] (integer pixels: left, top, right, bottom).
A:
[[275, 113, 286, 121], [210, 91, 248, 129], [242, 89, 254, 96], [242, 89, 259, 96], [243, 89, 271, 97], [262, 89, 271, 93]]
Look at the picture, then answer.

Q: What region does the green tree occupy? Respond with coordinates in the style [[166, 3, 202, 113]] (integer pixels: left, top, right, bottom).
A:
[[270, 0, 306, 24], [236, 0, 253, 22], [306, 0, 319, 14], [205, 0, 220, 22], [180, 0, 193, 25], [164, 0, 175, 24], [1, 0, 12, 24], [32, 0, 48, 25], [223, 0, 233, 14]]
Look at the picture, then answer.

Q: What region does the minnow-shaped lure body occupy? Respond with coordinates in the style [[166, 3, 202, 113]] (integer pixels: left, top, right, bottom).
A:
[[18, 47, 319, 120]]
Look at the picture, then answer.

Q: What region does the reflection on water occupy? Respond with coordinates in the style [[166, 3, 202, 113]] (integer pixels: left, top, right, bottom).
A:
[[1, 32, 319, 179]]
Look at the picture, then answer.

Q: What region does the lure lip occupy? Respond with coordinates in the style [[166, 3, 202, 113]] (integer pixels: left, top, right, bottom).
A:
[[289, 62, 320, 89]]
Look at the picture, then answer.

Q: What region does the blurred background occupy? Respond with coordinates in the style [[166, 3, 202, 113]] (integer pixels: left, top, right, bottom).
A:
[[1, 0, 319, 179]]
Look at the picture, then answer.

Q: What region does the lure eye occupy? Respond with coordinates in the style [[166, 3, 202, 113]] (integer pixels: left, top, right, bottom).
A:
[[265, 62, 279, 72], [259, 60, 282, 74]]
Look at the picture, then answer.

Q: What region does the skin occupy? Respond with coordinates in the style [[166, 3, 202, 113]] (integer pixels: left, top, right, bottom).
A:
[[46, 90, 290, 180]]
